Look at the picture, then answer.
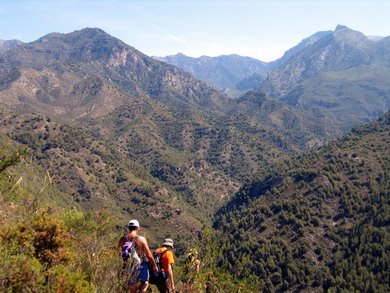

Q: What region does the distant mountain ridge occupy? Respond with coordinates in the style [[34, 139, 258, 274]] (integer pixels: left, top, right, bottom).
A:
[[368, 36, 385, 41], [0, 28, 227, 114], [155, 53, 270, 95], [0, 39, 23, 50], [268, 30, 332, 70], [239, 25, 390, 140], [259, 25, 377, 97], [1, 25, 388, 148]]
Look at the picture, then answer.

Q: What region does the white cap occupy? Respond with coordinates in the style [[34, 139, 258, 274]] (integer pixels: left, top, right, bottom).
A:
[[128, 219, 140, 228]]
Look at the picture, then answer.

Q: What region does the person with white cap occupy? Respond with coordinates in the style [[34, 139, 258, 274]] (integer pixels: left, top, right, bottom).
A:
[[152, 238, 176, 293], [118, 219, 158, 293]]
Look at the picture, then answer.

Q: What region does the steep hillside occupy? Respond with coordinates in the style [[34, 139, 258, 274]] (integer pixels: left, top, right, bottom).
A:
[[281, 63, 390, 131], [0, 110, 207, 246], [155, 53, 270, 95], [214, 114, 389, 292], [0, 28, 227, 115], [0, 130, 255, 292], [239, 26, 389, 143], [260, 25, 376, 98], [235, 91, 333, 148], [236, 73, 264, 91], [0, 104, 294, 227], [268, 30, 332, 70]]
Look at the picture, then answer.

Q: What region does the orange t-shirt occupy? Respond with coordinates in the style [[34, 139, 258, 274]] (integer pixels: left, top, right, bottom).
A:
[[155, 247, 175, 272]]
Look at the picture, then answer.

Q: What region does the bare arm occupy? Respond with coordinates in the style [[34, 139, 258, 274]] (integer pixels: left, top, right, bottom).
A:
[[195, 259, 200, 273], [138, 236, 158, 272], [167, 263, 175, 292]]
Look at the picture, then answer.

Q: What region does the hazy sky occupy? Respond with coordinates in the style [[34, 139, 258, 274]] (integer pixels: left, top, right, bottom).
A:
[[1, 0, 389, 61]]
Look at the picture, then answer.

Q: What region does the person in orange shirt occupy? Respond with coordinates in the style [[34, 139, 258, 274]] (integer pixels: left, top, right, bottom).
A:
[[154, 238, 175, 293]]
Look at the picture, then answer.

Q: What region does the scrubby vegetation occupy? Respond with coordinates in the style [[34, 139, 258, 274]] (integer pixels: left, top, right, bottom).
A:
[[0, 134, 255, 292], [2, 113, 388, 292], [0, 135, 123, 291], [213, 114, 389, 291]]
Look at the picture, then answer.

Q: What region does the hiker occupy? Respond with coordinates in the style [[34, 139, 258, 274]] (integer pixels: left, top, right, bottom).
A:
[[118, 219, 158, 293], [182, 248, 201, 292], [152, 238, 176, 293]]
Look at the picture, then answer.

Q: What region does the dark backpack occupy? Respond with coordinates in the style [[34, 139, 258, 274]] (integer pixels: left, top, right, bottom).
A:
[[149, 248, 168, 285]]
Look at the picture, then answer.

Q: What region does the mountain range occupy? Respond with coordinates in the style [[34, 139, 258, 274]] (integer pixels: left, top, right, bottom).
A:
[[0, 25, 389, 290], [157, 26, 389, 144], [1, 25, 388, 229], [154, 53, 270, 96], [238, 25, 389, 141], [0, 28, 297, 248]]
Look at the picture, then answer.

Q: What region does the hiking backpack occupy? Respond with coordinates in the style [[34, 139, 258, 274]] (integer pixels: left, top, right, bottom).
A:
[[121, 235, 141, 264], [149, 248, 168, 285]]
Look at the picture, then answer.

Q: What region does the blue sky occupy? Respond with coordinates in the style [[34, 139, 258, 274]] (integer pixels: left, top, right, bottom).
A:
[[1, 0, 389, 61]]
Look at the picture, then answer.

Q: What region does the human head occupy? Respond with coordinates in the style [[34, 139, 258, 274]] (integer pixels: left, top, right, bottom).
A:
[[187, 248, 198, 261], [128, 219, 140, 232], [162, 238, 174, 249]]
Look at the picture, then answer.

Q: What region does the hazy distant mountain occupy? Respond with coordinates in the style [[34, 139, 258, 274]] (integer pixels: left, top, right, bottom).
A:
[[0, 39, 23, 50], [248, 25, 390, 135], [268, 30, 332, 70], [235, 72, 264, 91], [155, 53, 270, 94], [261, 25, 376, 97], [368, 36, 385, 41]]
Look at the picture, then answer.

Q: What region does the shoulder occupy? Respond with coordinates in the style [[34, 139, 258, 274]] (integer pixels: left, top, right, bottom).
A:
[[135, 235, 146, 242], [164, 250, 175, 263], [134, 235, 148, 247]]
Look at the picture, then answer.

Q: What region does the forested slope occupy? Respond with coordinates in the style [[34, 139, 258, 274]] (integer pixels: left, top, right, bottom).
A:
[[214, 114, 389, 292]]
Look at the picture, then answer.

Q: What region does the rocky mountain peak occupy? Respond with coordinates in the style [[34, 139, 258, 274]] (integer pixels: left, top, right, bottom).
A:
[[331, 25, 371, 47], [335, 24, 348, 31], [258, 26, 378, 98], [30, 27, 137, 64], [269, 30, 332, 69]]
